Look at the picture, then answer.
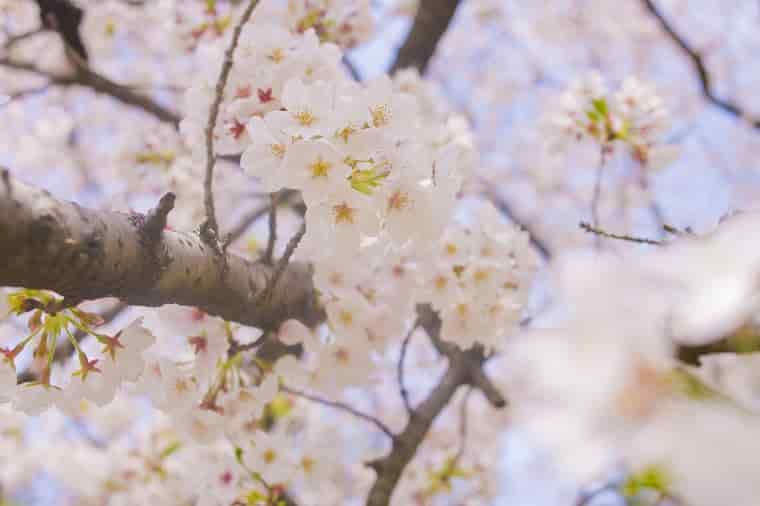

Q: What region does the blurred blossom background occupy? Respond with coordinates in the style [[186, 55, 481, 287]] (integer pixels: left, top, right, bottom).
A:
[[2, 1, 760, 505]]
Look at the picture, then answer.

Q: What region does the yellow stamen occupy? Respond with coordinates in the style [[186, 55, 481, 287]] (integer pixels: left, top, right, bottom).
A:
[[270, 143, 286, 158], [294, 110, 316, 126], [310, 157, 332, 177], [333, 202, 356, 224], [387, 190, 410, 211], [371, 105, 390, 127]]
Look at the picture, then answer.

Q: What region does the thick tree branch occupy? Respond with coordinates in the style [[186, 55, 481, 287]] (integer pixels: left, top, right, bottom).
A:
[[389, 0, 462, 74], [641, 0, 760, 129], [0, 171, 321, 331]]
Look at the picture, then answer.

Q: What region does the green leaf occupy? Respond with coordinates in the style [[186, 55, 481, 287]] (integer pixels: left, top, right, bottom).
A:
[[591, 97, 608, 116], [245, 489, 266, 505], [348, 167, 390, 195], [670, 368, 719, 400], [623, 464, 670, 498], [159, 441, 182, 460]]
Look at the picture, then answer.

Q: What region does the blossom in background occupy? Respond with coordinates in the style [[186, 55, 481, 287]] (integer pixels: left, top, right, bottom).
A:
[[546, 72, 678, 169]]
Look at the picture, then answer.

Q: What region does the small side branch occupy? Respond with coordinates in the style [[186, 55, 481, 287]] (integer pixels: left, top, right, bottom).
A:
[[143, 192, 176, 242], [579, 221, 662, 246], [397, 322, 417, 413], [226, 190, 298, 245], [282, 385, 395, 439], [262, 221, 307, 302], [3, 28, 44, 50]]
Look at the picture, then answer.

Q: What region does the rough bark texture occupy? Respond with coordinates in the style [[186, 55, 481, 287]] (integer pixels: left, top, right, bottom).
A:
[[0, 172, 321, 330], [389, 0, 462, 74]]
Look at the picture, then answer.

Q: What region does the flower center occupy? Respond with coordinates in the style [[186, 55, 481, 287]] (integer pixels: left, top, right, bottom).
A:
[[333, 202, 356, 224], [371, 105, 390, 127], [387, 190, 410, 211], [294, 110, 316, 126], [270, 143, 286, 158], [310, 157, 332, 177], [268, 48, 285, 63]]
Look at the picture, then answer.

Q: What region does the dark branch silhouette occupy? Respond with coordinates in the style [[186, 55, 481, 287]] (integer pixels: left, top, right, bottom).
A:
[[389, 0, 462, 74], [641, 0, 760, 129], [35, 0, 88, 61]]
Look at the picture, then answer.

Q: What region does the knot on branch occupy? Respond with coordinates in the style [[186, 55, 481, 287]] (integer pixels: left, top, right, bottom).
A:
[[128, 192, 176, 297], [143, 192, 175, 242], [199, 218, 221, 251]]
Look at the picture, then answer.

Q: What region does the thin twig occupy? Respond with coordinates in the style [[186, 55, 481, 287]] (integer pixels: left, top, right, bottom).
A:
[[282, 385, 395, 439], [591, 150, 607, 249], [264, 193, 278, 264], [397, 322, 417, 414], [579, 221, 662, 245], [226, 190, 297, 244], [3, 28, 43, 50], [201, 0, 260, 246], [663, 223, 694, 236], [591, 164, 603, 228], [636, 164, 667, 240], [6, 84, 51, 101]]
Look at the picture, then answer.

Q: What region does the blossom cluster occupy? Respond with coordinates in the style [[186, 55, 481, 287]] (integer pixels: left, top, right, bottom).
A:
[[545, 72, 677, 168], [0, 1, 539, 502], [0, 291, 154, 416], [179, 0, 535, 384], [420, 204, 537, 352]]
